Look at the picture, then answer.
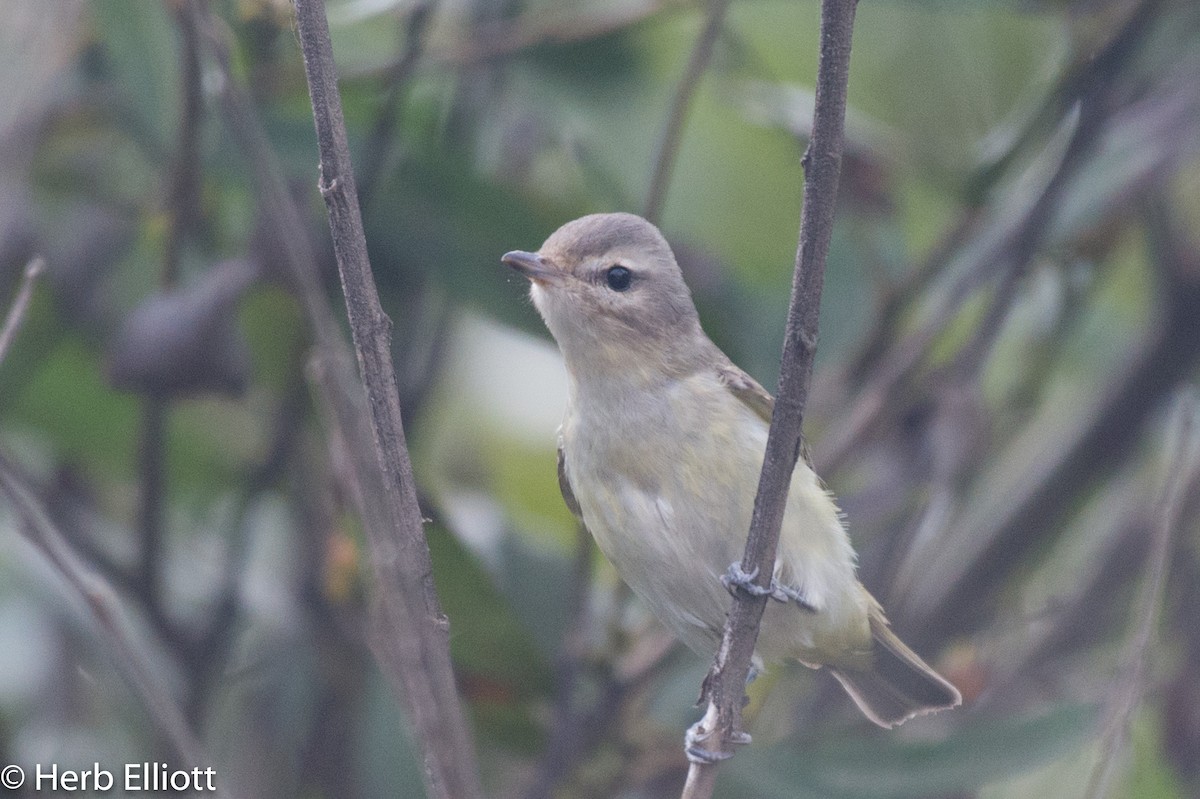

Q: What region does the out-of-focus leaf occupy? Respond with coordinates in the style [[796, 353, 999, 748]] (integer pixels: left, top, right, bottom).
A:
[[86, 0, 179, 152], [8, 339, 139, 480], [356, 668, 426, 799], [426, 522, 552, 752], [1120, 711, 1187, 799], [720, 703, 1098, 799], [364, 150, 576, 336]]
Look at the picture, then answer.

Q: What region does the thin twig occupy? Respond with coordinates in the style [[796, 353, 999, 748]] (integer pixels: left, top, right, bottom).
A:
[[0, 451, 217, 791], [643, 0, 732, 225], [164, 0, 204, 284], [681, 0, 858, 794], [1084, 392, 1200, 799], [523, 523, 594, 799], [291, 2, 485, 798], [185, 370, 308, 726], [413, 1, 671, 71], [190, 2, 483, 794], [134, 399, 169, 633], [814, 0, 1163, 477], [357, 0, 436, 208], [0, 256, 43, 367], [127, 1, 209, 670], [897, 191, 1200, 642]]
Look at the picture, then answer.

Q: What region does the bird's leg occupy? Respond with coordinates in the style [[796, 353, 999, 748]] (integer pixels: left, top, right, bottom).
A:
[[721, 562, 816, 612]]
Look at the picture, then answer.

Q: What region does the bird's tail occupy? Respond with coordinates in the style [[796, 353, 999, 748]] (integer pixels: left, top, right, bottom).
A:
[[828, 605, 961, 728]]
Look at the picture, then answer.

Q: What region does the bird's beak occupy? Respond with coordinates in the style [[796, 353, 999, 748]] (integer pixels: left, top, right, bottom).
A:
[[501, 251, 565, 286]]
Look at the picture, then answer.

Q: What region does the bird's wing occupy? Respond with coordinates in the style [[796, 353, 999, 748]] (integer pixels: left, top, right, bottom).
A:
[[715, 357, 774, 425], [714, 353, 821, 469], [556, 434, 583, 520]]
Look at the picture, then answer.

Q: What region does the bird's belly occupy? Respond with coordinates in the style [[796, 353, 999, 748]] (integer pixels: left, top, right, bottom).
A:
[[564, 396, 868, 666]]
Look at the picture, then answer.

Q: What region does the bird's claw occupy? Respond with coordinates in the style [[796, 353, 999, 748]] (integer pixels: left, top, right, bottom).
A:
[[684, 719, 751, 764], [721, 562, 816, 612]]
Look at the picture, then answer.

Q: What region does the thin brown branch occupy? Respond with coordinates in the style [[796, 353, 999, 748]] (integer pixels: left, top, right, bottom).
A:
[[417, 1, 671, 71], [682, 0, 858, 793], [1084, 392, 1200, 799], [0, 450, 216, 790], [164, 0, 204, 284], [188, 3, 483, 794], [291, 2, 485, 799], [643, 0, 732, 225], [523, 524, 594, 799], [0, 255, 43, 367], [185, 371, 308, 727], [126, 2, 209, 668], [134, 398, 168, 630]]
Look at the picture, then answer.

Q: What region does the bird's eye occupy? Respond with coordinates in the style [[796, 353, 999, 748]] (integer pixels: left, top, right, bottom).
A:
[[605, 265, 633, 292]]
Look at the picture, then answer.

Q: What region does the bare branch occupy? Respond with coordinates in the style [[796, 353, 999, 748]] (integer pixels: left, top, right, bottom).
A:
[[643, 0, 732, 225], [0, 451, 217, 791], [814, 0, 1164, 477], [187, 2, 483, 795], [682, 0, 858, 792], [418, 1, 671, 71], [133, 399, 171, 641], [522, 524, 594, 799], [290, 2, 485, 798], [0, 256, 43, 367]]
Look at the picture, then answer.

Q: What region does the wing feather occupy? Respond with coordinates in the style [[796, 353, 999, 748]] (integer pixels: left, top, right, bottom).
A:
[[714, 356, 774, 424], [556, 435, 583, 520]]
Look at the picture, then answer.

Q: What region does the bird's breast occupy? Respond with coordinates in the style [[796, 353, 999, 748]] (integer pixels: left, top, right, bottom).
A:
[[561, 374, 766, 648], [560, 369, 870, 665]]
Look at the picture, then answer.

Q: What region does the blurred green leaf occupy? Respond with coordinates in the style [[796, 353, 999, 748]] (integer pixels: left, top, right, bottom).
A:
[[9, 338, 138, 480], [720, 704, 1099, 799], [86, 0, 180, 154], [427, 522, 553, 752]]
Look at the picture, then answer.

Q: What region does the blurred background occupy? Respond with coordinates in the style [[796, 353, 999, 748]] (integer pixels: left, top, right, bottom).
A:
[[1, 0, 1199, 797]]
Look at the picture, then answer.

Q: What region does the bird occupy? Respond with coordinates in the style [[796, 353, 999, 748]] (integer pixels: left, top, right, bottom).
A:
[[501, 212, 960, 745]]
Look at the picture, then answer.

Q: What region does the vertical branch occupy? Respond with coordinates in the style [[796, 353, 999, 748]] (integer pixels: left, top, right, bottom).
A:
[[134, 399, 168, 622], [164, 0, 204, 283], [289, 2, 485, 799], [682, 0, 858, 795], [133, 0, 208, 647], [643, 0, 732, 226], [523, 522, 594, 799]]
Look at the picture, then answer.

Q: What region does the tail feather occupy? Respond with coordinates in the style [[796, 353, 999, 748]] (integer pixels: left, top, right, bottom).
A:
[[829, 607, 961, 728]]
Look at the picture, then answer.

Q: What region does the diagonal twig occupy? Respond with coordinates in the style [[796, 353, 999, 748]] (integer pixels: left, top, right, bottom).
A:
[[1083, 392, 1200, 799], [0, 451, 219, 793], [681, 0, 858, 795], [0, 256, 43, 367], [643, 0, 732, 225]]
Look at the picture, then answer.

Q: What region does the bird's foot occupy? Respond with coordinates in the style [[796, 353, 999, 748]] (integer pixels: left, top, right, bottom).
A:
[[721, 563, 816, 612], [684, 718, 752, 764]]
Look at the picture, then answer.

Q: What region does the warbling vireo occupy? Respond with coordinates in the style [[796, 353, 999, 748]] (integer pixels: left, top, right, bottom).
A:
[[502, 212, 960, 731]]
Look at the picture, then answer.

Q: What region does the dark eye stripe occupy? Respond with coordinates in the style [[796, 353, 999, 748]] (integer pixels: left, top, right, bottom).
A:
[[605, 265, 632, 291]]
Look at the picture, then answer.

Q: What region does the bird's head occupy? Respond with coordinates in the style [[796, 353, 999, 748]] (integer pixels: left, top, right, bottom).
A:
[[502, 213, 703, 376]]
